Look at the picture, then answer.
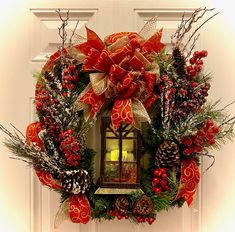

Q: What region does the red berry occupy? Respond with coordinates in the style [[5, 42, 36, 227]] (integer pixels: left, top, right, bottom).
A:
[[193, 51, 200, 58], [200, 50, 208, 57], [189, 57, 197, 64], [154, 170, 160, 177], [125, 215, 129, 219], [68, 65, 76, 71], [182, 138, 192, 146], [208, 139, 215, 145], [153, 177, 160, 185], [196, 59, 203, 65], [196, 146, 202, 153], [187, 65, 193, 72], [183, 148, 192, 156], [179, 88, 188, 96], [160, 180, 167, 187], [71, 75, 78, 82], [189, 69, 197, 77], [212, 126, 219, 134], [161, 173, 168, 179], [159, 168, 166, 173], [190, 82, 198, 88], [154, 187, 161, 194], [194, 65, 202, 72], [162, 185, 170, 191], [162, 75, 167, 82]]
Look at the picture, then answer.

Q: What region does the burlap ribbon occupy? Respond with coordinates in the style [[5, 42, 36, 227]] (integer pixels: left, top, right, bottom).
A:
[[73, 23, 165, 130]]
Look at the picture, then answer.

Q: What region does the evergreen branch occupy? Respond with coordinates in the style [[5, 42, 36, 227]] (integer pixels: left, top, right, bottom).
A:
[[1, 124, 62, 174]]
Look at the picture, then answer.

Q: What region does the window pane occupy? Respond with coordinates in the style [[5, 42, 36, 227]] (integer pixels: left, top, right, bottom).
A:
[[121, 163, 137, 183]]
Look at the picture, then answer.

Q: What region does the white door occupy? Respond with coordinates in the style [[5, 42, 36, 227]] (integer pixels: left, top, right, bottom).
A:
[[1, 1, 235, 232]]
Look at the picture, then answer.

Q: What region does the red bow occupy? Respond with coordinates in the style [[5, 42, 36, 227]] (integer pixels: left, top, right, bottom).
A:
[[74, 26, 164, 130]]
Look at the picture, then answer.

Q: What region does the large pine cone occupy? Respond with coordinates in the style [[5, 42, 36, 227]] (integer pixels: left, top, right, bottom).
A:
[[155, 140, 180, 168], [60, 169, 90, 194]]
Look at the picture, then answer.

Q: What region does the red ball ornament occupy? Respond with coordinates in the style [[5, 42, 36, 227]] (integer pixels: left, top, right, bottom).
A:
[[26, 122, 44, 149]]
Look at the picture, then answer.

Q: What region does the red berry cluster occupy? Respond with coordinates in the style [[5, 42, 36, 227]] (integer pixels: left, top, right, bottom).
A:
[[62, 65, 79, 97], [108, 207, 129, 221], [59, 129, 81, 167], [187, 50, 208, 78], [35, 82, 55, 112], [133, 214, 155, 224], [35, 82, 61, 139], [181, 119, 219, 156], [152, 168, 170, 194]]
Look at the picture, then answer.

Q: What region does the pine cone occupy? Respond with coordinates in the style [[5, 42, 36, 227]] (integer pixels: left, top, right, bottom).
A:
[[115, 196, 129, 215], [172, 47, 188, 79], [134, 195, 153, 216], [155, 141, 180, 168], [60, 169, 90, 194]]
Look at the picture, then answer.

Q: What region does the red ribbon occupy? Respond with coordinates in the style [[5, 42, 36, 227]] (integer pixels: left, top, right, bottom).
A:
[[69, 194, 91, 224], [76, 27, 164, 130], [35, 169, 91, 224], [35, 169, 63, 190], [175, 158, 200, 206], [26, 122, 44, 149]]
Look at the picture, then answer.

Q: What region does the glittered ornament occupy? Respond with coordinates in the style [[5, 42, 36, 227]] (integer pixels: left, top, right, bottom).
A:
[[60, 169, 90, 194]]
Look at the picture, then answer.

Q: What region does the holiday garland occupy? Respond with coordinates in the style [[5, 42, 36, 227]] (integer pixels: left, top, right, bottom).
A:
[[1, 7, 235, 227]]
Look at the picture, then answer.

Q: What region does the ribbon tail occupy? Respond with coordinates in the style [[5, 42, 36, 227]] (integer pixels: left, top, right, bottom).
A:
[[132, 98, 151, 130], [175, 158, 200, 206], [54, 199, 70, 229], [69, 194, 91, 224], [35, 169, 62, 190], [111, 99, 134, 131]]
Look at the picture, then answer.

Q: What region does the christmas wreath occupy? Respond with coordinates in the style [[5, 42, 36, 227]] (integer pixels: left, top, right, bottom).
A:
[[1, 8, 235, 227]]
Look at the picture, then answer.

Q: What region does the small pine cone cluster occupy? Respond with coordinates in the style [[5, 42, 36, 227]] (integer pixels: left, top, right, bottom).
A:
[[60, 169, 90, 194], [155, 140, 180, 168]]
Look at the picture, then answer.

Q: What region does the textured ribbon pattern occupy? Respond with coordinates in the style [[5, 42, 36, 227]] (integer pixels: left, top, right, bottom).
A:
[[175, 158, 200, 206]]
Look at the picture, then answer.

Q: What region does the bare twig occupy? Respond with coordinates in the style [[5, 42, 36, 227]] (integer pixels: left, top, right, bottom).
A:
[[10, 123, 25, 138], [56, 9, 70, 66], [199, 151, 215, 174], [171, 7, 217, 50], [69, 19, 80, 47], [183, 11, 219, 51]]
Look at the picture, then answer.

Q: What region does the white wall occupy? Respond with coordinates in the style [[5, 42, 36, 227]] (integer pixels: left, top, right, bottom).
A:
[[200, 1, 235, 232]]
